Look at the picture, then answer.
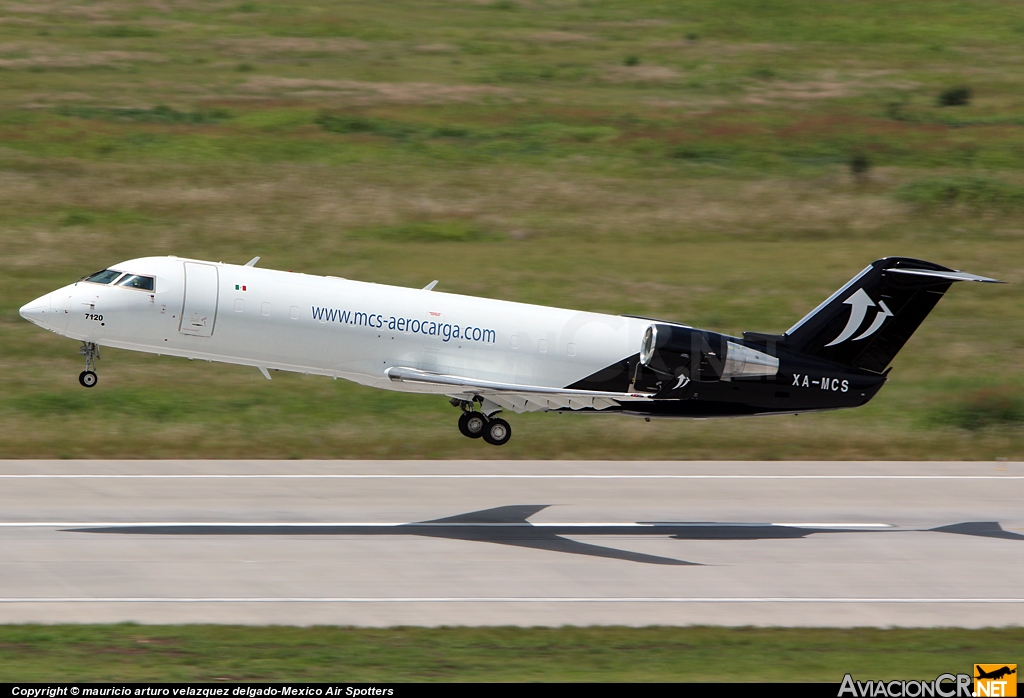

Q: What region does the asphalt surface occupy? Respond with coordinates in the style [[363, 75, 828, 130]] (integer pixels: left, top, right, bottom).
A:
[[1, 460, 1022, 627]]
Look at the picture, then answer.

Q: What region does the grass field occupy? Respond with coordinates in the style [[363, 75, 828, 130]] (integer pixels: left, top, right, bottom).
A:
[[1, 625, 1020, 682], [1, 0, 1023, 459]]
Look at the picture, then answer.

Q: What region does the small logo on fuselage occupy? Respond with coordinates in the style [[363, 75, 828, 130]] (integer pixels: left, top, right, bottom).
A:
[[826, 288, 893, 347]]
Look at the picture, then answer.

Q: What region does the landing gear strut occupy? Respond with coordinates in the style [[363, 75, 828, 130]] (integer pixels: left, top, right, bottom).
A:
[[451, 398, 512, 446], [79, 342, 99, 388]]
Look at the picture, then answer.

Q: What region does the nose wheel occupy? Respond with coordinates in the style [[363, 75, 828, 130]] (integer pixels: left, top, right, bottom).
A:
[[78, 342, 99, 388]]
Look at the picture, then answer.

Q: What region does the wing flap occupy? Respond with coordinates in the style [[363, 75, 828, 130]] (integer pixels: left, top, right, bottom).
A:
[[386, 366, 652, 413]]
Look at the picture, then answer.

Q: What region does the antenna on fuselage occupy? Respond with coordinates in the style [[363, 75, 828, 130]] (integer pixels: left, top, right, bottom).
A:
[[422, 280, 439, 291], [245, 256, 260, 267]]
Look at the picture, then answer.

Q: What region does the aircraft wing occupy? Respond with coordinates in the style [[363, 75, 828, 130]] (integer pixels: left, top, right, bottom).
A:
[[385, 366, 653, 413]]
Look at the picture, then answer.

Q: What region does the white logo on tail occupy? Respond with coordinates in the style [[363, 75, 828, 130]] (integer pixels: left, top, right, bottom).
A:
[[825, 288, 893, 347]]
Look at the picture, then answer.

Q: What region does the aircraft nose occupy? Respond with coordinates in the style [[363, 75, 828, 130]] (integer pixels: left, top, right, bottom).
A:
[[19, 294, 51, 326]]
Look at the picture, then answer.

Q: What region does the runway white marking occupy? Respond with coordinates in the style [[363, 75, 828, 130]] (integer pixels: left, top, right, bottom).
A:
[[0, 522, 896, 528], [0, 474, 1021, 479], [1, 597, 1021, 604]]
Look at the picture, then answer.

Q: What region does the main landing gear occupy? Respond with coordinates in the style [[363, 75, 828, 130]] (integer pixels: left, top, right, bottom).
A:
[[453, 399, 512, 446], [78, 342, 99, 388]]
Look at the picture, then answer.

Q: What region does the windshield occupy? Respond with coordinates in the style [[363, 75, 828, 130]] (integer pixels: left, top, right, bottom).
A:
[[116, 274, 155, 291], [84, 269, 123, 285]]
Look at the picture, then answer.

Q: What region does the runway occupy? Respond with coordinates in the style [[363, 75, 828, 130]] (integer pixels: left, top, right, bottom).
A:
[[1, 460, 1022, 627]]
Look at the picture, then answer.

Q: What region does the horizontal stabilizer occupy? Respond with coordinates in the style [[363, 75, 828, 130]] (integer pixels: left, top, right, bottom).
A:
[[888, 268, 1002, 284]]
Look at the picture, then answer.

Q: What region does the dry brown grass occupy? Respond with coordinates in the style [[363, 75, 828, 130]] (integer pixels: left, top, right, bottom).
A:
[[238, 77, 514, 104], [0, 49, 166, 69], [0, 159, 928, 259], [213, 37, 370, 56], [526, 31, 595, 43], [602, 65, 680, 83]]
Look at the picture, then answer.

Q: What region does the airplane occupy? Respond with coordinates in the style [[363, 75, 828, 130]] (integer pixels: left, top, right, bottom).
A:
[[19, 255, 1000, 446]]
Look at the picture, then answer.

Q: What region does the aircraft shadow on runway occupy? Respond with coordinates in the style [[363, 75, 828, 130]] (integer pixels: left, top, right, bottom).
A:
[[67, 505, 1024, 566]]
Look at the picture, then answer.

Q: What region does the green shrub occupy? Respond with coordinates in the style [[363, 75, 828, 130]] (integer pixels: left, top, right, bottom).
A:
[[60, 211, 95, 226], [849, 153, 871, 176], [94, 25, 158, 38], [667, 144, 728, 162], [938, 86, 971, 107], [57, 105, 227, 124], [315, 113, 419, 139]]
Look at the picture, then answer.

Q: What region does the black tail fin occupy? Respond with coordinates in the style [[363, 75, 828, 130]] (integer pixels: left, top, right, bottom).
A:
[[772, 258, 999, 373]]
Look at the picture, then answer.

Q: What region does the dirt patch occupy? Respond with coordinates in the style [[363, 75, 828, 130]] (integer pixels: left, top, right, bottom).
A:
[[746, 80, 853, 102], [603, 65, 679, 83], [655, 40, 796, 55], [2, 1, 114, 18], [596, 19, 670, 27], [413, 43, 459, 53], [214, 37, 369, 57], [239, 77, 512, 104], [527, 31, 594, 43], [0, 50, 166, 69], [745, 71, 918, 104]]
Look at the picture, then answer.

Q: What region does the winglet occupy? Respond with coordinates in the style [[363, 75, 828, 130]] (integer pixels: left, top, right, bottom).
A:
[[422, 280, 438, 291], [245, 256, 260, 267]]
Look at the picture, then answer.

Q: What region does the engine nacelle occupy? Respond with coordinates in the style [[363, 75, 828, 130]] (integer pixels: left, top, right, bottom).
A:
[[639, 324, 779, 382]]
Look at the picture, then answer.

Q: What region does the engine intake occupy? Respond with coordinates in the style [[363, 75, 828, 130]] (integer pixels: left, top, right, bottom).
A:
[[640, 324, 779, 382]]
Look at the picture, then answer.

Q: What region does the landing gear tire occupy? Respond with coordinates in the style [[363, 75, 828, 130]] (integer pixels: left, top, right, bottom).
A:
[[458, 412, 487, 439], [78, 342, 100, 387], [482, 417, 511, 446]]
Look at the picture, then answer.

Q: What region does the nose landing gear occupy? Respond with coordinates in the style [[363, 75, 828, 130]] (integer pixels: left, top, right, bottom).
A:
[[78, 342, 99, 388], [452, 398, 512, 446]]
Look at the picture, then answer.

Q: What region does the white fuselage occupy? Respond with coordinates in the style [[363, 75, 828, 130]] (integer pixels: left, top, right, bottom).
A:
[[20, 256, 648, 397]]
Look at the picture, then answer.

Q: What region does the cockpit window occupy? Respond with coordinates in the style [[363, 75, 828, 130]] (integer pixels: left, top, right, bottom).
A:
[[85, 269, 124, 285], [116, 274, 155, 291]]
